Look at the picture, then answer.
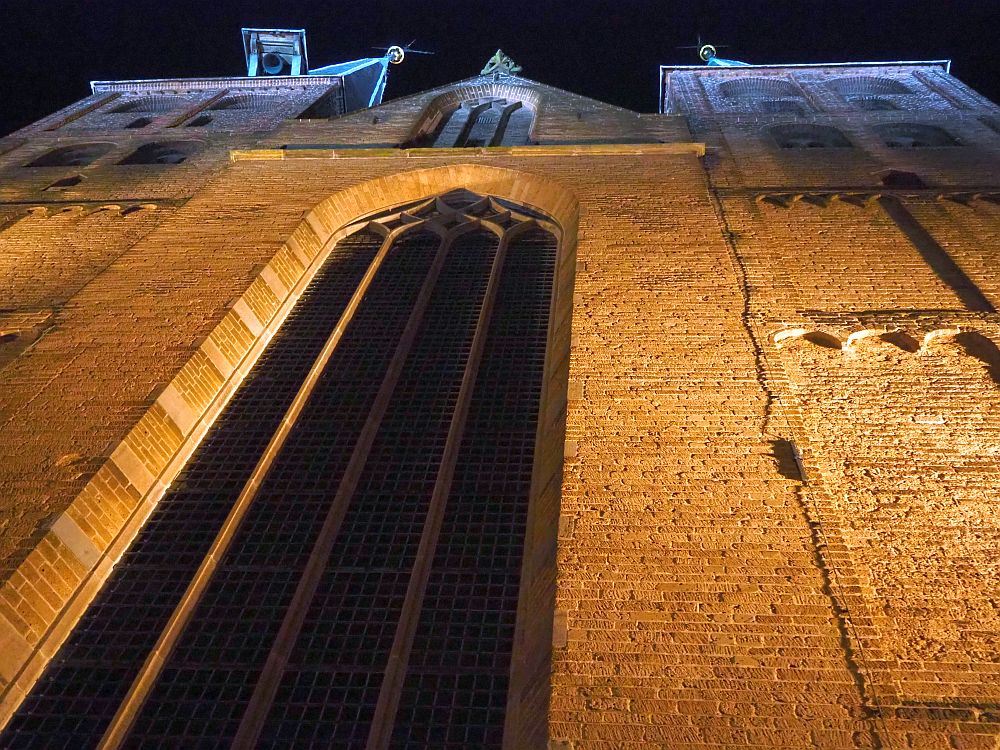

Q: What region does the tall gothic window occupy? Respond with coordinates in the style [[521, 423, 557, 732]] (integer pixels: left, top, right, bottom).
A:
[[4, 190, 559, 749]]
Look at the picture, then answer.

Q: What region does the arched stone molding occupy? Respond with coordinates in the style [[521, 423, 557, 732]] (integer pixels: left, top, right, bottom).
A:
[[755, 191, 1000, 209], [0, 203, 161, 234], [0, 163, 579, 742], [774, 326, 1000, 374]]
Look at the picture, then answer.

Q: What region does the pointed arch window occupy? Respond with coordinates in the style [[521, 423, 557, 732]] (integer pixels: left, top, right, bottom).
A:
[[423, 98, 535, 147], [4, 191, 563, 749]]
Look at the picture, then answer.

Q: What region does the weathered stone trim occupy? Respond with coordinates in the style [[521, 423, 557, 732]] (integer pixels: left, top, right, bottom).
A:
[[231, 141, 707, 161]]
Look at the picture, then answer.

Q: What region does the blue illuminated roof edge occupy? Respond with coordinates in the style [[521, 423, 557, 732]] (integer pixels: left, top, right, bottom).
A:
[[90, 75, 347, 93]]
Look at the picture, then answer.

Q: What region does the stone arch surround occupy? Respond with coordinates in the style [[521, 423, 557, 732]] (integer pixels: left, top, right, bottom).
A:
[[0, 162, 580, 730]]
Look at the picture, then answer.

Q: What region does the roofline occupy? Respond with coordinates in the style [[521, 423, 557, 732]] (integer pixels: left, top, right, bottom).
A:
[[361, 72, 641, 117], [658, 59, 952, 112], [309, 57, 389, 77], [659, 59, 951, 73], [90, 75, 345, 94]]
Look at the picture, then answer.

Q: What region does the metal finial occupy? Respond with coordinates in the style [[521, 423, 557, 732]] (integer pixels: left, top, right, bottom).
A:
[[386, 45, 405, 64], [371, 39, 435, 65], [481, 49, 522, 77]]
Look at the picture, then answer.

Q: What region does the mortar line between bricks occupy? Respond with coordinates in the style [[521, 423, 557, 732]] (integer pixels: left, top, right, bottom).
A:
[[702, 164, 895, 750], [0, 208, 176, 437]]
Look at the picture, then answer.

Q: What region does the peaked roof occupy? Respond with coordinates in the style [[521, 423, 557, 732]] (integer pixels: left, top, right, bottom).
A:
[[310, 56, 392, 110]]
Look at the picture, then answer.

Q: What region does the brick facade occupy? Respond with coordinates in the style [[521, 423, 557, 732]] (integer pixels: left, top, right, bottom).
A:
[[0, 56, 998, 748]]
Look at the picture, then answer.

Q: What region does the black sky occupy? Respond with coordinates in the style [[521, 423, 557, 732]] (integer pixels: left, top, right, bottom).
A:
[[3, 0, 999, 137]]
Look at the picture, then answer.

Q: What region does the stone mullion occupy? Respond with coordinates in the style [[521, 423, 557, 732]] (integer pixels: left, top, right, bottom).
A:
[[453, 102, 492, 147], [489, 102, 522, 147], [364, 227, 512, 750], [95, 225, 397, 750], [229, 228, 452, 749]]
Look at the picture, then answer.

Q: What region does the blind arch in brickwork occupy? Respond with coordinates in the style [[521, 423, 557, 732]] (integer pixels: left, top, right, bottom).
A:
[[876, 122, 959, 148], [24, 143, 114, 167], [118, 140, 205, 165], [829, 75, 913, 96], [759, 99, 807, 115], [109, 95, 188, 114], [770, 123, 853, 149], [209, 92, 281, 111], [852, 96, 899, 111], [718, 76, 800, 100]]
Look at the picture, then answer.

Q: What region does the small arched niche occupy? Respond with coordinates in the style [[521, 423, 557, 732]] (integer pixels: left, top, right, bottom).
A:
[[876, 123, 959, 148], [759, 99, 807, 115], [851, 97, 899, 111], [109, 96, 185, 114], [24, 143, 114, 168], [719, 76, 800, 100], [829, 75, 912, 96], [404, 84, 540, 148], [118, 141, 203, 165], [209, 93, 276, 111], [770, 124, 852, 149]]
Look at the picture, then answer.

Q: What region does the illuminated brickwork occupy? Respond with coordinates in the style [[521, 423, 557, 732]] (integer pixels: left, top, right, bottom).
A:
[[0, 53, 998, 749]]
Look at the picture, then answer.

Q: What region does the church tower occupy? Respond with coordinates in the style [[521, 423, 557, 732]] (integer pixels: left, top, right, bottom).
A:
[[1, 29, 1000, 749]]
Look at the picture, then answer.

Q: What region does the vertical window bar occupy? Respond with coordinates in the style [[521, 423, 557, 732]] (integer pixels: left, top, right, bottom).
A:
[[230, 229, 452, 748], [0, 229, 381, 749], [391, 226, 558, 749], [364, 226, 514, 750]]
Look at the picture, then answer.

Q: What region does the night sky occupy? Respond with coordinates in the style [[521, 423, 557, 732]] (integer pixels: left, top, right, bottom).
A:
[[3, 0, 999, 137]]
